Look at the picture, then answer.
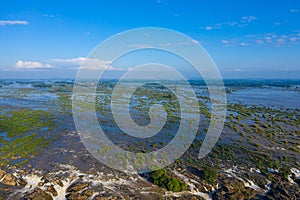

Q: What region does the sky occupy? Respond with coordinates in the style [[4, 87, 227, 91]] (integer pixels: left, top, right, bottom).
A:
[[0, 0, 300, 79]]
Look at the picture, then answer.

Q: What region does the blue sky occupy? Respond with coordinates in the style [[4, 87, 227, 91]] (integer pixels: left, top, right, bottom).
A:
[[0, 0, 300, 79]]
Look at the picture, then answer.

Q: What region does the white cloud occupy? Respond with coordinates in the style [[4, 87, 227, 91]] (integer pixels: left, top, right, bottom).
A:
[[220, 38, 239, 46], [240, 42, 249, 46], [274, 22, 281, 26], [205, 26, 213, 30], [51, 57, 125, 71], [204, 16, 257, 31], [290, 37, 298, 42], [205, 23, 222, 30], [290, 9, 299, 13], [255, 39, 264, 45], [222, 31, 300, 48], [227, 21, 238, 27], [15, 60, 53, 69], [0, 20, 28, 26], [241, 16, 257, 23], [51, 57, 87, 66], [221, 40, 229, 44]]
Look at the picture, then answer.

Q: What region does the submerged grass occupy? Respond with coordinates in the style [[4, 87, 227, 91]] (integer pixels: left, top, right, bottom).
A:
[[0, 109, 54, 168]]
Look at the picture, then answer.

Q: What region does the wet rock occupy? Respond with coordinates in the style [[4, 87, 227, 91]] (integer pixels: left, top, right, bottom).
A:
[[16, 178, 27, 187], [66, 182, 89, 192], [232, 188, 256, 199], [93, 194, 123, 200], [53, 177, 63, 187], [47, 185, 58, 196], [168, 194, 205, 200], [93, 196, 108, 200], [38, 182, 44, 186], [0, 169, 6, 180], [2, 173, 17, 186], [65, 192, 89, 200], [23, 188, 53, 200], [222, 178, 244, 193], [82, 189, 94, 197], [246, 173, 268, 189], [42, 174, 51, 183], [264, 181, 300, 200], [213, 178, 257, 200], [194, 182, 213, 193]]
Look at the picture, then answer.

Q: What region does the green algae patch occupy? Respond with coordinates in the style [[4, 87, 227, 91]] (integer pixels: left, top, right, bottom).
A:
[[0, 109, 54, 138], [0, 109, 54, 167]]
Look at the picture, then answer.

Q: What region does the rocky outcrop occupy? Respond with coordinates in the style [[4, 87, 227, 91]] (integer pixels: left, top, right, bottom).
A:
[[47, 185, 58, 196], [0, 169, 6, 180], [213, 178, 257, 200], [0, 170, 27, 187], [23, 188, 53, 200], [53, 177, 63, 187], [2, 174, 17, 186], [263, 181, 300, 200], [66, 182, 89, 192]]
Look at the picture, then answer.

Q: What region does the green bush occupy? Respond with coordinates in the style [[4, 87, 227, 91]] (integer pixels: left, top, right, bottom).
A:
[[151, 169, 186, 192], [279, 165, 290, 179], [203, 166, 218, 184]]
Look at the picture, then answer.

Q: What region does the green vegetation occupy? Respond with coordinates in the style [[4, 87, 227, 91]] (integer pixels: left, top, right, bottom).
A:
[[150, 169, 187, 192], [202, 165, 218, 184], [0, 109, 54, 138], [0, 109, 54, 167], [279, 165, 291, 179]]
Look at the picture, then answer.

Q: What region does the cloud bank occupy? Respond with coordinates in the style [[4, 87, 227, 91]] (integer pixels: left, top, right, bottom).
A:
[[15, 60, 53, 69], [0, 20, 29, 26]]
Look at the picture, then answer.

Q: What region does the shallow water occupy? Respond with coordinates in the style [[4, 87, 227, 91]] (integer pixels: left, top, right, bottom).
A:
[[227, 87, 300, 109]]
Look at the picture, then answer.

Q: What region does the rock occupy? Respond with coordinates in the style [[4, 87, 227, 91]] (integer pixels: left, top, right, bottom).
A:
[[93, 194, 123, 200], [213, 178, 257, 200], [2, 173, 17, 186], [247, 173, 268, 189], [222, 178, 245, 193], [169, 194, 205, 200], [16, 178, 27, 187], [264, 181, 299, 200], [38, 182, 44, 186], [194, 182, 212, 193], [53, 177, 63, 187], [65, 192, 89, 200], [47, 185, 58, 196], [23, 188, 53, 200], [67, 182, 89, 192], [229, 188, 256, 200], [82, 189, 94, 197], [93, 195, 108, 200], [0, 169, 6, 180]]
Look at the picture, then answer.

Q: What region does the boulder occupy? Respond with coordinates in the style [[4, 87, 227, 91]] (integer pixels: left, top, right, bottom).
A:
[[264, 181, 299, 200], [23, 188, 53, 200], [222, 178, 244, 193], [82, 189, 94, 197], [0, 169, 6, 180], [53, 177, 63, 187], [2, 174, 17, 186], [213, 178, 257, 200], [65, 192, 89, 200], [16, 178, 27, 187], [47, 185, 58, 196], [66, 182, 89, 192]]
